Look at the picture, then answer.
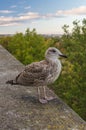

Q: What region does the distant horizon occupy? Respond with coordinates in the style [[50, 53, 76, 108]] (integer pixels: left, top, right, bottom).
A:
[[0, 32, 63, 35], [0, 0, 86, 34]]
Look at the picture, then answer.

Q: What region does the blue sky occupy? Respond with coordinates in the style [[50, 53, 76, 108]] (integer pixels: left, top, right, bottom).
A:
[[0, 0, 86, 34]]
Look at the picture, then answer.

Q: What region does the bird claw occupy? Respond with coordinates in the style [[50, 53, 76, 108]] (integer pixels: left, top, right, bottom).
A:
[[45, 96, 56, 101], [39, 96, 56, 103], [39, 98, 48, 104]]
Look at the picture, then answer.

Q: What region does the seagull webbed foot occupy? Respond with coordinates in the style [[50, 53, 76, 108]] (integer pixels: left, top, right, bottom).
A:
[[45, 96, 56, 101], [39, 98, 48, 104]]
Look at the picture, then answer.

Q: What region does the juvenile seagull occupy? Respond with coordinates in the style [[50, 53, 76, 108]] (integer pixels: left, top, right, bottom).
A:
[[6, 47, 67, 103]]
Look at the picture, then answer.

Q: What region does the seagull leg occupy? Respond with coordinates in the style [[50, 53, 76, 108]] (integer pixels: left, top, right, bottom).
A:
[[44, 86, 56, 101], [38, 86, 48, 104]]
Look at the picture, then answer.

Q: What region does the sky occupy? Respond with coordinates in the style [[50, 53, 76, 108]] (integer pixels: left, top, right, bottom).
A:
[[0, 0, 86, 34]]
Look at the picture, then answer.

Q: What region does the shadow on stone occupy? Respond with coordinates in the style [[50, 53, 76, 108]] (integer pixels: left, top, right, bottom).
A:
[[21, 95, 39, 104]]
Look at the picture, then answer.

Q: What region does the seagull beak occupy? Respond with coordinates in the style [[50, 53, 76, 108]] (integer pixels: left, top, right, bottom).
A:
[[59, 54, 67, 58]]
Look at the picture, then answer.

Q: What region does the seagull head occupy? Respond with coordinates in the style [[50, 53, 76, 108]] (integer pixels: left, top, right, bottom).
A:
[[45, 47, 67, 61]]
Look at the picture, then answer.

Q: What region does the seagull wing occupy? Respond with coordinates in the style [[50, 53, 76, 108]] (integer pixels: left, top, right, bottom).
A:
[[16, 60, 50, 86]]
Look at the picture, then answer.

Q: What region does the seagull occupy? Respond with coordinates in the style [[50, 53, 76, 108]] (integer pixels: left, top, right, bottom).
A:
[[6, 47, 67, 103]]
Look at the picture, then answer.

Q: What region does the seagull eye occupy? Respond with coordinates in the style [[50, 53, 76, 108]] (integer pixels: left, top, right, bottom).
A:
[[51, 49, 56, 53]]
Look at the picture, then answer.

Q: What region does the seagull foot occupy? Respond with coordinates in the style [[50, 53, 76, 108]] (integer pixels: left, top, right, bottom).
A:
[[45, 96, 56, 101], [39, 98, 48, 104]]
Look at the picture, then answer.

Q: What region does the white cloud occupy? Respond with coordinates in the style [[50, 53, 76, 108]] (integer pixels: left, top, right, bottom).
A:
[[0, 12, 41, 26], [0, 6, 86, 27], [0, 22, 20, 26], [18, 12, 40, 20], [24, 6, 31, 10], [56, 6, 86, 16], [0, 10, 14, 14]]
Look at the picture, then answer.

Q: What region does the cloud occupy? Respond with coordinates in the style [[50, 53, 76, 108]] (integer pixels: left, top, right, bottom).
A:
[[0, 22, 20, 26], [0, 12, 41, 26], [0, 6, 86, 27], [18, 12, 40, 20], [24, 6, 31, 10], [56, 6, 86, 16], [0, 10, 14, 14]]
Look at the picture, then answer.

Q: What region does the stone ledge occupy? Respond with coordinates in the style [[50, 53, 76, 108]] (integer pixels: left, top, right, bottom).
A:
[[0, 45, 86, 130]]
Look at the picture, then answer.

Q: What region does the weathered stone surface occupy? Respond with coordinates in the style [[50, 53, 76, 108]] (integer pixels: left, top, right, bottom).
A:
[[0, 45, 86, 130]]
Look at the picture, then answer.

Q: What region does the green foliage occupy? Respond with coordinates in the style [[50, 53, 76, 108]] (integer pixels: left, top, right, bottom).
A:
[[0, 20, 86, 120], [54, 19, 86, 120], [3, 29, 53, 64]]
